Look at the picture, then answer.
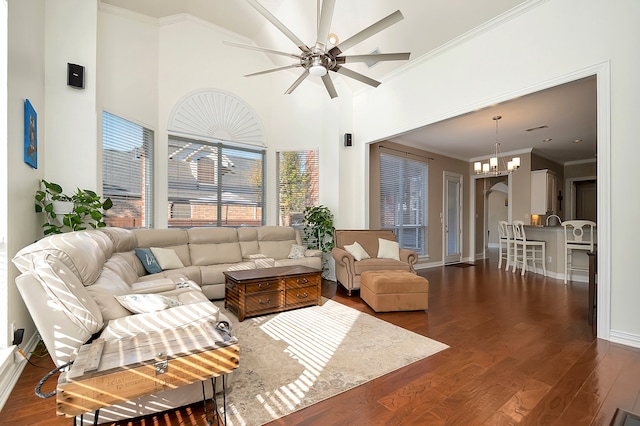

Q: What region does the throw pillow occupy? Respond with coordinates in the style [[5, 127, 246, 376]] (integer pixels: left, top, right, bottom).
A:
[[134, 248, 163, 274], [288, 244, 307, 259], [377, 238, 400, 260], [344, 241, 371, 261], [115, 294, 181, 314], [150, 247, 185, 270]]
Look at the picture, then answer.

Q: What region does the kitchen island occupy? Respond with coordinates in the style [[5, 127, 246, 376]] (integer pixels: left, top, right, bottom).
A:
[[523, 225, 595, 282]]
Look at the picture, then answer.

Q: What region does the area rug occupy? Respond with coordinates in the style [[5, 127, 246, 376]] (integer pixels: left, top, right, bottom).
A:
[[214, 299, 448, 425]]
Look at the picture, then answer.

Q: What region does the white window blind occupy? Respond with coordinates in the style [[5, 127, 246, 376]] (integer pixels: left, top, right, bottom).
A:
[[168, 136, 265, 227], [102, 111, 154, 228], [277, 150, 319, 231], [380, 151, 428, 255]]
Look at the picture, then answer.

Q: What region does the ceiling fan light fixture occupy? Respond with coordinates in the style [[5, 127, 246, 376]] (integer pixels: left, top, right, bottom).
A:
[[309, 57, 327, 76]]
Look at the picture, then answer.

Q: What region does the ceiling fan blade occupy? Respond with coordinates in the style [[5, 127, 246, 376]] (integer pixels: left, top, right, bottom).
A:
[[334, 66, 381, 88], [317, 0, 336, 48], [223, 41, 302, 60], [337, 52, 411, 64], [245, 64, 302, 77], [245, 0, 310, 53], [330, 10, 404, 56], [285, 70, 310, 95], [321, 74, 338, 99]]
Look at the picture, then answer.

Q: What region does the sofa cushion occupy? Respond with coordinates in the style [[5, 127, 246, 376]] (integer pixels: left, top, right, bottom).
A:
[[237, 227, 259, 257], [190, 242, 242, 266], [354, 258, 412, 275], [105, 252, 146, 278], [150, 247, 184, 270], [377, 238, 400, 260], [288, 244, 307, 259], [99, 301, 220, 340], [187, 227, 239, 244], [115, 294, 182, 314], [86, 268, 136, 321], [188, 228, 242, 265], [200, 262, 254, 285], [344, 241, 371, 261], [13, 231, 108, 286], [104, 254, 141, 285], [134, 229, 191, 267], [135, 248, 162, 274], [100, 227, 138, 252], [31, 254, 104, 334], [259, 240, 298, 260]]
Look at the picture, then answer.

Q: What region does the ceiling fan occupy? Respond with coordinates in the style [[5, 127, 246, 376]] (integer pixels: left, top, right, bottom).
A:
[[224, 0, 411, 99]]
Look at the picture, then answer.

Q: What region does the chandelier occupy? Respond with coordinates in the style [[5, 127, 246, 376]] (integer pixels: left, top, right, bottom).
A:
[[474, 116, 520, 175]]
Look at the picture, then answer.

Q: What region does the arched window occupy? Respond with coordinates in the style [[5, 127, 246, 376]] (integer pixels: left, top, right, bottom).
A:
[[167, 89, 266, 227]]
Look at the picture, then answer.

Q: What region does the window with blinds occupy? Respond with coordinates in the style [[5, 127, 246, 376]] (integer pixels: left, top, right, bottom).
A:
[[379, 151, 428, 255], [102, 111, 154, 228], [277, 150, 319, 231], [168, 136, 265, 227]]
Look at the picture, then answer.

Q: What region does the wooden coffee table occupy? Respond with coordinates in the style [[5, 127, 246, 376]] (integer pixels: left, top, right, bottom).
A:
[[224, 265, 322, 321]]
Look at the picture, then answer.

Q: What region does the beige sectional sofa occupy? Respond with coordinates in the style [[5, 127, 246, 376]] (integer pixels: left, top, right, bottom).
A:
[[12, 225, 320, 423]]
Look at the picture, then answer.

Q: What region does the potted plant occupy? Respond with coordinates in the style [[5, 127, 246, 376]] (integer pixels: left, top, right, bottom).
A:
[[303, 205, 335, 278], [35, 179, 113, 236]]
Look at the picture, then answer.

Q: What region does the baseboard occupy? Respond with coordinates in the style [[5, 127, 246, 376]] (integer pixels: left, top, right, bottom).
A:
[[609, 330, 640, 349], [0, 331, 40, 411]]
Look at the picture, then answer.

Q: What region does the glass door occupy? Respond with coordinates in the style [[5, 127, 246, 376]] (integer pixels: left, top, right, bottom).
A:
[[444, 172, 462, 264]]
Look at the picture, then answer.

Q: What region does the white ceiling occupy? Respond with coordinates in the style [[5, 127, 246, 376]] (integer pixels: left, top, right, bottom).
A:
[[100, 0, 597, 164]]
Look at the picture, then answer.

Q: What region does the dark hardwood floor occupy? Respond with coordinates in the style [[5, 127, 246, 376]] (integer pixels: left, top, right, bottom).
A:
[[2, 253, 640, 425]]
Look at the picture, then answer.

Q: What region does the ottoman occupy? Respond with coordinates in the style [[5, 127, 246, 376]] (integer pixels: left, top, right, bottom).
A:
[[360, 270, 429, 312]]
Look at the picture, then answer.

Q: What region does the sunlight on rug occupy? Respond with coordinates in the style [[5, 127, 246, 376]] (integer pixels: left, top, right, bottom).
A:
[[214, 299, 448, 425]]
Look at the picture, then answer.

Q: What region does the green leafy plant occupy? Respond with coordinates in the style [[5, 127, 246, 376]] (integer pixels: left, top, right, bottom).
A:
[[303, 205, 335, 277], [35, 179, 113, 236]]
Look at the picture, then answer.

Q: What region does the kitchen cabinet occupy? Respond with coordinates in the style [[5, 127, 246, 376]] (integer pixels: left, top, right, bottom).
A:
[[531, 169, 556, 215]]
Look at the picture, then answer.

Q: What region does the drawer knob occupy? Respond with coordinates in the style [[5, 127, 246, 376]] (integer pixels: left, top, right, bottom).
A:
[[296, 278, 309, 284], [297, 292, 308, 299], [259, 298, 271, 305], [258, 282, 271, 289]]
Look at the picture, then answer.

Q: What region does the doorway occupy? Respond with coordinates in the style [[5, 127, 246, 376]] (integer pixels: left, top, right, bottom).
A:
[[444, 172, 462, 264], [575, 179, 597, 221]]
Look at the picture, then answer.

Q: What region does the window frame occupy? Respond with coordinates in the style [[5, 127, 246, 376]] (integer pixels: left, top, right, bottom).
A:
[[101, 110, 155, 228], [167, 135, 266, 228], [379, 150, 428, 255]]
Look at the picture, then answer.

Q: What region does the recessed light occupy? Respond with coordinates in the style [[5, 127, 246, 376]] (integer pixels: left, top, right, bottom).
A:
[[572, 139, 583, 143], [542, 138, 552, 142], [328, 33, 339, 46]]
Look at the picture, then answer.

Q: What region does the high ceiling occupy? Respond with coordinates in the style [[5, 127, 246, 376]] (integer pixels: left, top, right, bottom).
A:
[[100, 0, 597, 164]]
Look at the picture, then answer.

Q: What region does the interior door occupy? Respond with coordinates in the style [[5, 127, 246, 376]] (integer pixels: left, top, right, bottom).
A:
[[444, 172, 463, 264]]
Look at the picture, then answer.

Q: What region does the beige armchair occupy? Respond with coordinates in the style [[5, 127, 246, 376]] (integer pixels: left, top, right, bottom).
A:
[[332, 229, 418, 296]]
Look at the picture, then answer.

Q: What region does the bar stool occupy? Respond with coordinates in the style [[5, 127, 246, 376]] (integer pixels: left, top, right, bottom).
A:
[[562, 220, 596, 284], [497, 221, 514, 270], [512, 220, 546, 276]]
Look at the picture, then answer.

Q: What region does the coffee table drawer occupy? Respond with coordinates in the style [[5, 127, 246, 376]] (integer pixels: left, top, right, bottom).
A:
[[285, 285, 318, 306], [245, 279, 282, 294], [284, 274, 320, 289], [245, 291, 284, 313]]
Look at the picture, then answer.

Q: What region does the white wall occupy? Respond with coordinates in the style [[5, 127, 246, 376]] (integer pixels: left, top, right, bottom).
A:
[[352, 0, 640, 344], [44, 0, 97, 190], [2, 0, 46, 409], [5, 0, 45, 346]]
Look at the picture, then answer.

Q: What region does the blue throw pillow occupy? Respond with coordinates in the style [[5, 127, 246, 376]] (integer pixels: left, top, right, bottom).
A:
[[135, 248, 163, 274]]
